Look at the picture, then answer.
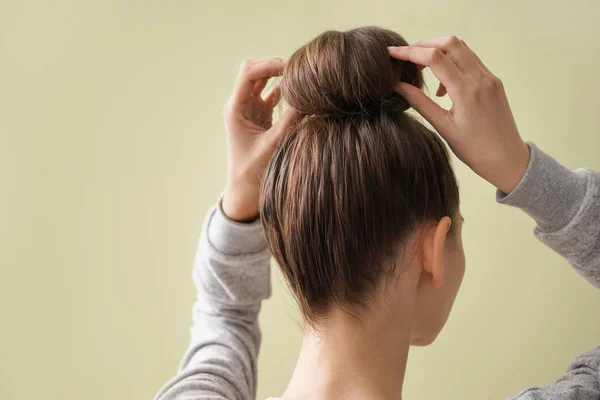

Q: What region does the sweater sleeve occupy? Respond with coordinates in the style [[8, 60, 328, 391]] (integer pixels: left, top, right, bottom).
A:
[[154, 196, 272, 400], [497, 142, 600, 400], [497, 141, 600, 288], [505, 345, 600, 400]]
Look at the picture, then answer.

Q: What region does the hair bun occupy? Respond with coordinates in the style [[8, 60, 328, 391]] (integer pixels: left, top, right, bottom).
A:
[[281, 27, 423, 118]]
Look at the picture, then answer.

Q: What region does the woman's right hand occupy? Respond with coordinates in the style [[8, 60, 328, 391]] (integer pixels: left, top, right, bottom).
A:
[[388, 36, 530, 194]]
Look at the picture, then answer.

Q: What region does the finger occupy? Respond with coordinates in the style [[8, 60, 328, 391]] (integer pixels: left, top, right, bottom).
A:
[[411, 36, 486, 76], [412, 36, 457, 48], [394, 82, 453, 139], [263, 84, 282, 107], [266, 107, 304, 146], [252, 78, 268, 97], [388, 46, 465, 96], [232, 58, 286, 105]]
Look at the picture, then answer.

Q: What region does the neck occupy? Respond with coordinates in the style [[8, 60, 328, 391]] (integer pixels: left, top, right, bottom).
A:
[[283, 294, 415, 400]]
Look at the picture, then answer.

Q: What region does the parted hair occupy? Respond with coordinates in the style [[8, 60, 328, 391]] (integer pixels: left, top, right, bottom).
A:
[[259, 27, 460, 324]]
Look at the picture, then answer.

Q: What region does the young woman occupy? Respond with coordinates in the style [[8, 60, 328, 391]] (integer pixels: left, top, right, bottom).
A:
[[155, 28, 600, 400]]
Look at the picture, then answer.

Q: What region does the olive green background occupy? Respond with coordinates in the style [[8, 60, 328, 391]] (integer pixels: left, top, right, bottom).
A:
[[2, 1, 600, 399]]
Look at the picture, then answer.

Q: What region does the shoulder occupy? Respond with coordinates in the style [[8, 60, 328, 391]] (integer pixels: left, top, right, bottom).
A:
[[506, 346, 600, 400]]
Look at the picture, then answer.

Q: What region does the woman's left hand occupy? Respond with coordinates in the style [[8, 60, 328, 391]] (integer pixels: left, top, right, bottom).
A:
[[222, 58, 301, 222], [389, 37, 530, 194]]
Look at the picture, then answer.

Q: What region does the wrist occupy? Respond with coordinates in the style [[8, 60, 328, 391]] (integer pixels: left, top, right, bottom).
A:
[[222, 187, 260, 223], [495, 142, 531, 194]]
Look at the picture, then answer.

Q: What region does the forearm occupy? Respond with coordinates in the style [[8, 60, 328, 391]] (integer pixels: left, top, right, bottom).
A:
[[497, 142, 600, 287], [155, 197, 272, 400]]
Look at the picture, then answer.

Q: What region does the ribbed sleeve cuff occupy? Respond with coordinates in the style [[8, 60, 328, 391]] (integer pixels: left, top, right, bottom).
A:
[[206, 194, 268, 256], [496, 142, 589, 233]]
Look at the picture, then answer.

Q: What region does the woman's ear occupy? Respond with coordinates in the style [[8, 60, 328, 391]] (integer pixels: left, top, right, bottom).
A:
[[421, 216, 452, 288]]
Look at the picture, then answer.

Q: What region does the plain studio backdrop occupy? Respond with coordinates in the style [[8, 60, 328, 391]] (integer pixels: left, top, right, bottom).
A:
[[1, 1, 600, 399]]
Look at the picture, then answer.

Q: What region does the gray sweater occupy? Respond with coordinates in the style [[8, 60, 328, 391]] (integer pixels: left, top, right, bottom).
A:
[[154, 142, 600, 400]]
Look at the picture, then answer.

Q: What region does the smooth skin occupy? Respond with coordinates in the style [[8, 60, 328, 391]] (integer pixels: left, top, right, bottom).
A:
[[220, 37, 531, 400]]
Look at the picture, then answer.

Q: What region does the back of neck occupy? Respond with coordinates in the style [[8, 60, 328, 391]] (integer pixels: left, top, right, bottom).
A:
[[282, 305, 413, 400]]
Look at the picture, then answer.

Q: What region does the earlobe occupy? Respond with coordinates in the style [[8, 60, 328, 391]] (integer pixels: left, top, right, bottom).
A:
[[422, 217, 452, 289]]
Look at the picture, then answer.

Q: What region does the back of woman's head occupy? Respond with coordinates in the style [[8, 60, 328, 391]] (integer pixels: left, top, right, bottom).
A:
[[260, 27, 460, 325]]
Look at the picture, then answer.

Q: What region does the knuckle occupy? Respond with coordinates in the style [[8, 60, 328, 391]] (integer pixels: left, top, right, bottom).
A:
[[223, 102, 234, 119], [429, 48, 444, 63], [240, 58, 254, 73], [446, 35, 461, 47], [484, 76, 502, 91], [492, 76, 504, 89]]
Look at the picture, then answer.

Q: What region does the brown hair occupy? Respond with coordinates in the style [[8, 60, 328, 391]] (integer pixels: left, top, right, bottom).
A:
[[260, 27, 459, 325]]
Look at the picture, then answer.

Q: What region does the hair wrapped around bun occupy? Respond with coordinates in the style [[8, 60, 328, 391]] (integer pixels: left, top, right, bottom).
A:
[[281, 27, 423, 117]]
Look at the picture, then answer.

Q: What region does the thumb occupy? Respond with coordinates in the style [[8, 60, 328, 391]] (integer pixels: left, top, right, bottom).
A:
[[395, 82, 453, 139]]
